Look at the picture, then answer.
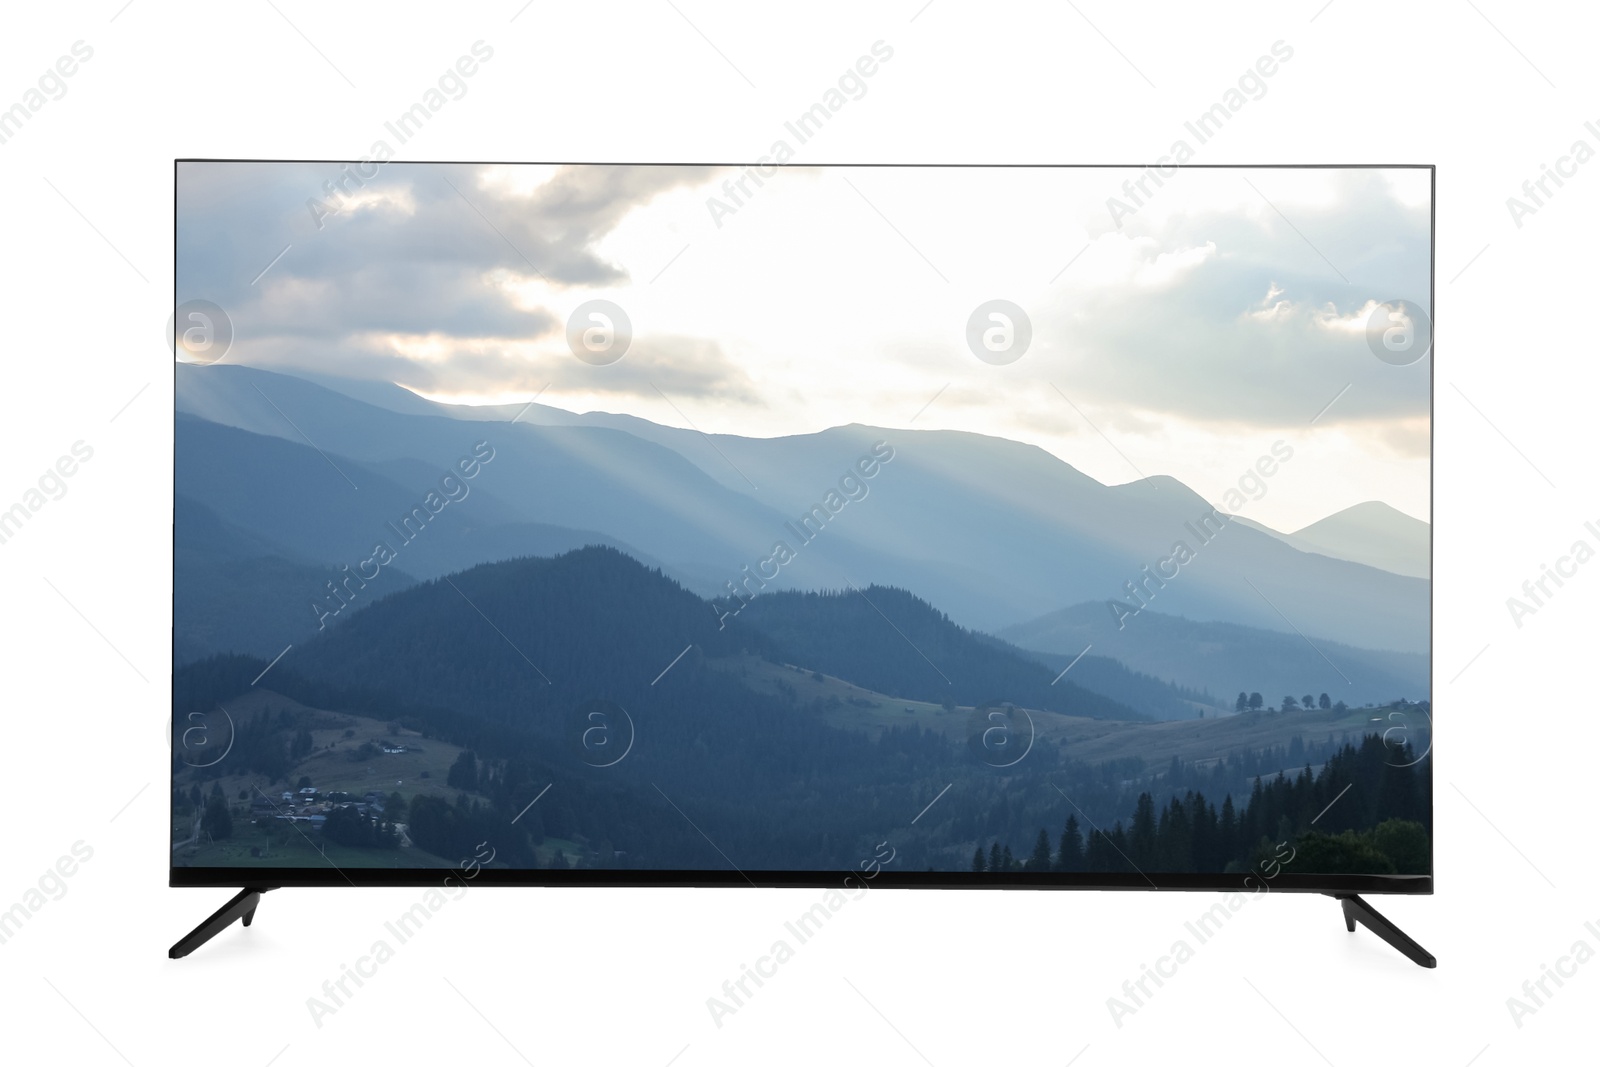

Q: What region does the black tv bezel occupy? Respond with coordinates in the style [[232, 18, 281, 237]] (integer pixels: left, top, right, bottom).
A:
[[171, 160, 1434, 897], [169, 868, 1431, 893]]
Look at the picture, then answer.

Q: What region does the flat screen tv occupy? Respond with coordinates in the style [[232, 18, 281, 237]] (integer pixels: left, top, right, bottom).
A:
[[171, 161, 1433, 965]]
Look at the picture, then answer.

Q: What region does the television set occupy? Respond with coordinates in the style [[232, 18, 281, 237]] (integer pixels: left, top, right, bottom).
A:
[[171, 161, 1433, 965]]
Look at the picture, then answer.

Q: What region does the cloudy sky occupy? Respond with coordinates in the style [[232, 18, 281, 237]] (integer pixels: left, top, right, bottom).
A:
[[177, 162, 1431, 531]]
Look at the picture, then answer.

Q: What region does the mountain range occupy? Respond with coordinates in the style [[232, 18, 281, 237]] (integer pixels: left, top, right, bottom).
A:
[[173, 363, 1430, 713], [177, 365, 1428, 650]]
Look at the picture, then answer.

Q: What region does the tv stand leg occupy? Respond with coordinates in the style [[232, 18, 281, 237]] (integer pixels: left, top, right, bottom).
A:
[[169, 888, 276, 959], [1330, 893, 1435, 968]]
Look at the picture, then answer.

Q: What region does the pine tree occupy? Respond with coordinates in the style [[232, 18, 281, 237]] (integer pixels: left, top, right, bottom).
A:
[[1160, 797, 1192, 871], [1108, 824, 1132, 872], [1130, 793, 1157, 866], [1029, 829, 1052, 871], [972, 846, 986, 872], [1055, 815, 1084, 872], [1190, 794, 1217, 871], [989, 842, 1003, 873], [1084, 829, 1111, 871], [1219, 794, 1237, 867]]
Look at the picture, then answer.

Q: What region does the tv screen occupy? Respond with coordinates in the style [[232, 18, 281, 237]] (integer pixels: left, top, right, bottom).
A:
[[173, 161, 1430, 897]]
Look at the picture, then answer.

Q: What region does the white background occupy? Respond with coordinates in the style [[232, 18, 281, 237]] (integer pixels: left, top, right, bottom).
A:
[[1, 2, 1595, 1064]]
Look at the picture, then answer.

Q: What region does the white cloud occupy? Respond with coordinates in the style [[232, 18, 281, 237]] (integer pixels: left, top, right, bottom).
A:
[[177, 163, 1431, 529]]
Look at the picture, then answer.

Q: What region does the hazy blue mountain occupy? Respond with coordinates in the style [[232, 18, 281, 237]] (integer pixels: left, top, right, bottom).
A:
[[178, 364, 1429, 654], [473, 408, 1432, 655], [177, 367, 947, 602], [999, 601, 1429, 709], [174, 414, 675, 601], [734, 586, 1147, 720], [1233, 502, 1429, 579], [687, 435, 1430, 653], [972, 636, 1222, 720], [1289, 501, 1430, 579], [174, 494, 418, 664]]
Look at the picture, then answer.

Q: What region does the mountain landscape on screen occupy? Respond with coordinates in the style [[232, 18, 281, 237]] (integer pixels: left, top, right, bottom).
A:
[[173, 163, 1431, 879]]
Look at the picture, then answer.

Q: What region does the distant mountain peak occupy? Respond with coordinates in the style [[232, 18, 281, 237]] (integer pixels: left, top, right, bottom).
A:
[[1292, 499, 1428, 536], [1288, 501, 1430, 579]]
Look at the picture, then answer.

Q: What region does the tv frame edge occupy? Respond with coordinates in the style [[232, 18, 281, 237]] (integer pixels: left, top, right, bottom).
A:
[[168, 159, 1436, 967]]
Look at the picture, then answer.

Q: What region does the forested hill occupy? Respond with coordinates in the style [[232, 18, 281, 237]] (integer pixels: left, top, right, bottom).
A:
[[278, 545, 1142, 723], [736, 587, 1146, 720], [174, 548, 959, 869], [283, 545, 780, 719]]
